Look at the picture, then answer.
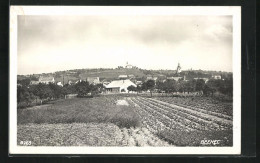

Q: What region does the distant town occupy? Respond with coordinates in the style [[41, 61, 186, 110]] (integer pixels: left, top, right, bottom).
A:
[[18, 62, 232, 93]]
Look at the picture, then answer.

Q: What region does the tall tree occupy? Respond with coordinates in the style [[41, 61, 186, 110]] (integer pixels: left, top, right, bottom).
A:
[[145, 80, 155, 97], [75, 81, 91, 96], [195, 79, 206, 94]]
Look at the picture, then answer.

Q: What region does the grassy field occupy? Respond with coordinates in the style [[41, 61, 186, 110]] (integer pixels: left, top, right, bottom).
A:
[[18, 96, 141, 128], [17, 95, 233, 146]]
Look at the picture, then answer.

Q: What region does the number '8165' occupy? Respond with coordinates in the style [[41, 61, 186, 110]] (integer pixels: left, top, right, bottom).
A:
[[20, 141, 32, 146]]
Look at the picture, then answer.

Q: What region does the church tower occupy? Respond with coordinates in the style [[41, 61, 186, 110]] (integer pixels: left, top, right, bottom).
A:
[[176, 63, 181, 74]]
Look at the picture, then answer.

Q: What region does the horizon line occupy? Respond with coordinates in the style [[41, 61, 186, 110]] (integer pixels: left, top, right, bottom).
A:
[[17, 67, 233, 76]]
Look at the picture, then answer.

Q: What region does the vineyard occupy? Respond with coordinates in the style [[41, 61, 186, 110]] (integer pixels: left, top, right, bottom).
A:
[[17, 95, 233, 146]]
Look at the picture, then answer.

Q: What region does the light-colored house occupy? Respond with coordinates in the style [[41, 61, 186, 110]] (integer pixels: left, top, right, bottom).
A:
[[105, 79, 137, 93], [56, 81, 63, 87], [212, 75, 221, 80], [146, 76, 158, 81], [87, 77, 100, 85], [30, 81, 40, 85], [166, 76, 182, 81], [118, 75, 128, 80], [30, 76, 55, 85], [39, 76, 55, 84]]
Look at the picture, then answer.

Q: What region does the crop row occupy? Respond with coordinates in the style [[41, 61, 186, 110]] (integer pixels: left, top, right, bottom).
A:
[[144, 97, 232, 130], [130, 98, 196, 131], [127, 98, 169, 133], [173, 102, 232, 120], [133, 97, 212, 131], [141, 97, 230, 130], [156, 97, 232, 117], [137, 97, 224, 131]]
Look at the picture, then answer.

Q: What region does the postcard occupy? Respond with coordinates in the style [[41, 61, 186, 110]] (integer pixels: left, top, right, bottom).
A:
[[9, 6, 241, 155]]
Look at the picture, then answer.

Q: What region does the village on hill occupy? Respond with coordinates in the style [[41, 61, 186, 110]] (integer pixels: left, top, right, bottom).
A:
[[17, 62, 232, 95]]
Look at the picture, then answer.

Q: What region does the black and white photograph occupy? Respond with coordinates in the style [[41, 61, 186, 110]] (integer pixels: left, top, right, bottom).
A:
[[9, 6, 241, 155]]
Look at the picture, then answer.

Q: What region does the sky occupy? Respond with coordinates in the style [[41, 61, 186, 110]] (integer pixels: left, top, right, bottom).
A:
[[18, 15, 233, 75]]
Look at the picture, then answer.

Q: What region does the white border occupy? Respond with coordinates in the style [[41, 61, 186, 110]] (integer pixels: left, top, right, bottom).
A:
[[9, 6, 241, 155]]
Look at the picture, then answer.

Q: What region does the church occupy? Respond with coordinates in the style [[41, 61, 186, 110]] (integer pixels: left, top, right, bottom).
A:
[[125, 62, 133, 69]]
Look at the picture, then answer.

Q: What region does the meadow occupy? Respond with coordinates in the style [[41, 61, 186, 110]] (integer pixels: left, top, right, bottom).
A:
[[18, 96, 140, 128]]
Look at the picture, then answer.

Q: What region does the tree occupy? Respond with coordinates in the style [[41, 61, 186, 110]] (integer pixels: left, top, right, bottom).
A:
[[89, 84, 99, 96], [176, 80, 186, 93], [145, 80, 155, 97], [165, 79, 177, 94], [17, 78, 31, 87], [17, 85, 23, 104], [29, 83, 54, 103], [136, 85, 142, 94], [206, 79, 221, 96], [156, 81, 166, 95], [17, 84, 37, 108], [195, 79, 206, 95], [75, 81, 91, 96], [214, 78, 233, 96], [203, 84, 214, 96], [127, 85, 136, 93], [22, 91, 36, 106], [48, 83, 64, 99], [95, 83, 105, 93]]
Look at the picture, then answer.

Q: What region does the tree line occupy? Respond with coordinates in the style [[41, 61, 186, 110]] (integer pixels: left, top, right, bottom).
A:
[[128, 78, 233, 97], [17, 77, 232, 108], [17, 80, 103, 108]]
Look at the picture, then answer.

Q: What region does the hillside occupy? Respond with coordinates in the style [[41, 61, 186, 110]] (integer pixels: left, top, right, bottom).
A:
[[79, 68, 146, 80], [17, 67, 232, 83]]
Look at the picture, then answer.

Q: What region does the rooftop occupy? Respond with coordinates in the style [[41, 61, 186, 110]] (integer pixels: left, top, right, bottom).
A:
[[105, 79, 136, 88]]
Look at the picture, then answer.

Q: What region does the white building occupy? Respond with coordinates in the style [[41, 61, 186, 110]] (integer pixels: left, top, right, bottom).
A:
[[87, 77, 100, 85], [118, 75, 128, 80], [125, 62, 133, 69], [194, 78, 209, 83], [56, 81, 63, 87], [212, 75, 221, 80], [105, 79, 137, 93], [39, 76, 55, 84], [30, 76, 55, 85], [166, 76, 182, 81]]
